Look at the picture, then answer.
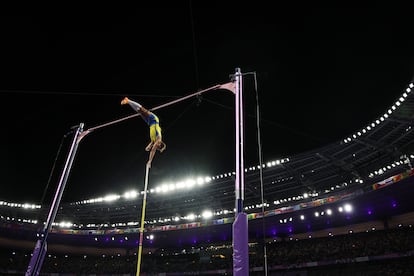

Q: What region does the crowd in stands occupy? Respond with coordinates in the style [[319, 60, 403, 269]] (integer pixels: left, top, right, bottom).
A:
[[1, 226, 413, 275]]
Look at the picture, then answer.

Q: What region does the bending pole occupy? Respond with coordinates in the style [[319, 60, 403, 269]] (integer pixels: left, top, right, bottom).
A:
[[136, 163, 151, 276], [26, 123, 84, 276]]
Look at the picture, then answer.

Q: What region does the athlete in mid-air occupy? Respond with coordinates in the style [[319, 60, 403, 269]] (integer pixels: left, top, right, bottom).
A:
[[121, 97, 166, 167]]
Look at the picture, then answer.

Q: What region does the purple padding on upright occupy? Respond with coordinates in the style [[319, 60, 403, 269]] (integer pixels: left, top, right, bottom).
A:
[[233, 212, 249, 275]]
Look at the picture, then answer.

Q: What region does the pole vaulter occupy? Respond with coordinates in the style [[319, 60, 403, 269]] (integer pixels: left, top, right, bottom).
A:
[[25, 80, 236, 276]]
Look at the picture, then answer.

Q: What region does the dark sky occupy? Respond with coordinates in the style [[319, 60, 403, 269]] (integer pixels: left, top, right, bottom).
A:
[[1, 4, 413, 203]]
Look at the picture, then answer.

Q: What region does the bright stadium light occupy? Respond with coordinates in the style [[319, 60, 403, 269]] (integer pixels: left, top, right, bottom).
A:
[[185, 179, 196, 188], [344, 204, 353, 213], [123, 190, 138, 199], [196, 177, 205, 185], [186, 213, 196, 221], [104, 194, 120, 202], [159, 184, 167, 193], [58, 221, 73, 228], [202, 210, 213, 219]]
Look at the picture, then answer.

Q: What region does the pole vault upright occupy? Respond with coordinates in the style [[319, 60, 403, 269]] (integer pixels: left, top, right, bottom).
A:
[[233, 68, 249, 275], [26, 123, 84, 276]]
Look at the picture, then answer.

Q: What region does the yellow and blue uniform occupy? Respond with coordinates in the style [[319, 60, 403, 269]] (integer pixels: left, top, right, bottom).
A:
[[145, 113, 162, 142], [121, 97, 166, 165]]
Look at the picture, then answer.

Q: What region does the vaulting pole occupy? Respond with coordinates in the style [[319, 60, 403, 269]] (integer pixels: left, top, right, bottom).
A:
[[233, 68, 249, 275], [136, 163, 150, 276], [26, 123, 84, 276]]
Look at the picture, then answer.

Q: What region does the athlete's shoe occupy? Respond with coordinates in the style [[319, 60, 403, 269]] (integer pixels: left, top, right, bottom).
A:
[[121, 97, 129, 105]]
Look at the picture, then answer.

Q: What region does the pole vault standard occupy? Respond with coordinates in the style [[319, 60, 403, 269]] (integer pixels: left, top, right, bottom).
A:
[[25, 82, 234, 276], [233, 68, 249, 275], [25, 124, 85, 276]]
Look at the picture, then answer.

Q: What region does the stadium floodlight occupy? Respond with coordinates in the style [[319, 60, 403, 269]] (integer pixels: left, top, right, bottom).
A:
[[202, 210, 213, 219], [58, 221, 73, 228], [344, 204, 352, 213], [300, 215, 305, 220], [104, 194, 120, 202], [185, 179, 196, 188], [161, 184, 169, 193], [186, 213, 196, 221], [123, 190, 138, 199], [326, 209, 332, 216], [196, 177, 205, 185]]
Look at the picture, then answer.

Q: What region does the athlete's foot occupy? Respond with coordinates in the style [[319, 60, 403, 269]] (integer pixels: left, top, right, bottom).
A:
[[121, 97, 129, 105]]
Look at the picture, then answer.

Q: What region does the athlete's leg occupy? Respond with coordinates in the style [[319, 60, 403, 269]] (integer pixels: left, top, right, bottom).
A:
[[121, 97, 142, 112], [147, 142, 158, 168], [147, 125, 157, 151]]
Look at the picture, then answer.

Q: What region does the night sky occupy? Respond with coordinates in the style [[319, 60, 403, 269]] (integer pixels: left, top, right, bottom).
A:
[[1, 4, 413, 204]]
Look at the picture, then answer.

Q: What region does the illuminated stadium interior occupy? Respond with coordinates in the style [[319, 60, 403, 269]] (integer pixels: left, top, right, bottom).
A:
[[1, 83, 414, 250]]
